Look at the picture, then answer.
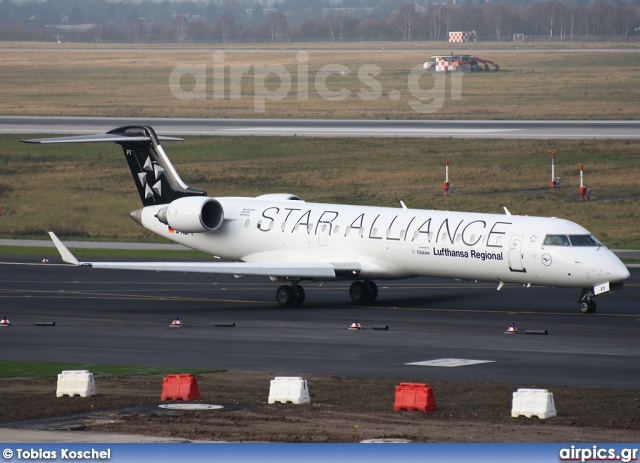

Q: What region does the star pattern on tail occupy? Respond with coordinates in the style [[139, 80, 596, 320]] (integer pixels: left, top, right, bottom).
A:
[[137, 156, 165, 200]]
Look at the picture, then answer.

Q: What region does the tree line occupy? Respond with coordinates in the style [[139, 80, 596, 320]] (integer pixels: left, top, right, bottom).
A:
[[0, 0, 637, 43]]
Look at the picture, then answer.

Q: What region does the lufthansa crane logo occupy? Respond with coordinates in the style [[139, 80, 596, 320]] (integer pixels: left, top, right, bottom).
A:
[[541, 253, 552, 266], [137, 156, 164, 200]]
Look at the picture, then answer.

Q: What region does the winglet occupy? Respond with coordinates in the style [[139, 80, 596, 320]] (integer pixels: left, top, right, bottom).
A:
[[48, 232, 80, 265]]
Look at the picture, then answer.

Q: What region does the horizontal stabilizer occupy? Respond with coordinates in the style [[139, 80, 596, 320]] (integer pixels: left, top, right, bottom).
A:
[[23, 133, 183, 144]]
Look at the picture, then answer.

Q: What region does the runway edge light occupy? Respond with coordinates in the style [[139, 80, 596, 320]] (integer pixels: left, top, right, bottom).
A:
[[349, 319, 362, 330], [505, 323, 518, 334], [170, 316, 182, 328], [0, 315, 10, 327]]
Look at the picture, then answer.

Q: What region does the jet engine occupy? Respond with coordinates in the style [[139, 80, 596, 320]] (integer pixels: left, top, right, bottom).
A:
[[155, 197, 224, 233]]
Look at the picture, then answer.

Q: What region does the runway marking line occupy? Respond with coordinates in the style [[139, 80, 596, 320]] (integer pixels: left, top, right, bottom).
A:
[[406, 358, 495, 368]]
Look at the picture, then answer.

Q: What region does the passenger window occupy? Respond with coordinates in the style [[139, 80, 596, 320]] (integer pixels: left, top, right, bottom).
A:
[[544, 235, 570, 246], [244, 219, 250, 228]]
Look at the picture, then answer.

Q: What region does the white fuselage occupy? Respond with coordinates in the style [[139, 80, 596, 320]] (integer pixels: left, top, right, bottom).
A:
[[138, 197, 629, 288]]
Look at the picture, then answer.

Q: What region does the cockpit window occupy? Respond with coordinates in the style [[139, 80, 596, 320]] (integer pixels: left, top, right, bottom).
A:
[[544, 235, 570, 246], [569, 234, 602, 247], [544, 234, 603, 247]]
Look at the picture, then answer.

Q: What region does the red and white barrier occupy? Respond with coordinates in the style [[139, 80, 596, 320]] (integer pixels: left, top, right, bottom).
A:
[[449, 31, 477, 43]]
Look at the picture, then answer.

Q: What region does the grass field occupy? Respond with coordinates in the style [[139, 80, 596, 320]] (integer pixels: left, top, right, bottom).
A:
[[0, 134, 638, 248], [0, 43, 638, 248], [0, 360, 221, 378], [2, 43, 640, 119]]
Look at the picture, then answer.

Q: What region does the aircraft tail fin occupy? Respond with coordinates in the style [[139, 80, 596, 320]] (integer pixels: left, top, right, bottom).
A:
[[24, 126, 207, 206]]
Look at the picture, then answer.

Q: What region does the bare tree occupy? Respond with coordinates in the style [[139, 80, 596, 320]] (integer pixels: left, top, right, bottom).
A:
[[130, 19, 143, 44], [327, 15, 342, 41], [565, 0, 578, 40], [92, 22, 103, 43], [174, 15, 187, 44], [429, 5, 442, 41], [490, 3, 509, 41], [396, 4, 417, 41], [214, 13, 235, 43], [267, 11, 287, 42]]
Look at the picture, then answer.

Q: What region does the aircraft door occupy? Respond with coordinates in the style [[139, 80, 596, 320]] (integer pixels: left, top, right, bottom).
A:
[[508, 235, 526, 272], [318, 223, 329, 247]]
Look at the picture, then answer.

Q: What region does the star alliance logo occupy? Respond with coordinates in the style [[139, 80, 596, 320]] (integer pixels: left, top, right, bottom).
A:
[[137, 156, 164, 200]]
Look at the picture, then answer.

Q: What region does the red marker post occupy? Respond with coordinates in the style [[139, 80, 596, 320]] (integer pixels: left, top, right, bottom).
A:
[[443, 160, 451, 196], [578, 164, 587, 201]]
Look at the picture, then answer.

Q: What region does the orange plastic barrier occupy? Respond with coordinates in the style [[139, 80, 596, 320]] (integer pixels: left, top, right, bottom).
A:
[[394, 382, 437, 412], [161, 374, 201, 401]]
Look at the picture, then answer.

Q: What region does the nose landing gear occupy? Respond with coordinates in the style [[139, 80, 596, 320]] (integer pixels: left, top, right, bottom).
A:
[[578, 288, 597, 313]]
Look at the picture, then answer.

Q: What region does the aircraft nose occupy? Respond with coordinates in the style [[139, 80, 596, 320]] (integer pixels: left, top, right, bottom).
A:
[[610, 262, 630, 282], [605, 251, 630, 282]]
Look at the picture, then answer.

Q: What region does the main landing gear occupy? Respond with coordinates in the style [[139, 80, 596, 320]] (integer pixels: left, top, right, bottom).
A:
[[578, 288, 597, 314], [349, 280, 378, 304], [276, 284, 305, 307], [274, 280, 379, 307]]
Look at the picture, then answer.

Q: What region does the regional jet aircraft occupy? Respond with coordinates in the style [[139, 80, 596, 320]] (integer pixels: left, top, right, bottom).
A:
[[24, 126, 629, 313]]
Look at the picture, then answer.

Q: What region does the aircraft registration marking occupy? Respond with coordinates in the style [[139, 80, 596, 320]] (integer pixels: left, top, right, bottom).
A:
[[405, 358, 495, 368]]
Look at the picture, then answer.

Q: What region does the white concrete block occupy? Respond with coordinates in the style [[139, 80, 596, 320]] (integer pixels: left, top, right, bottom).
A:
[[268, 376, 310, 404], [56, 370, 98, 398], [511, 388, 557, 419]]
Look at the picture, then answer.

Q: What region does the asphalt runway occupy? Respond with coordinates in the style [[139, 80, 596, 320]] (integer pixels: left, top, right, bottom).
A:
[[3, 47, 640, 54], [3, 116, 640, 139], [0, 255, 638, 389]]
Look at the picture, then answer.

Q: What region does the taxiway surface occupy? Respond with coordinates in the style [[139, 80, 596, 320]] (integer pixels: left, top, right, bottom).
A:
[[0, 256, 638, 389], [3, 116, 640, 139]]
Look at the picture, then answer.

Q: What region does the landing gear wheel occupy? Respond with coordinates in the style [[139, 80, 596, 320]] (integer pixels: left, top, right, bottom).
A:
[[579, 300, 597, 314], [349, 280, 378, 304], [276, 285, 294, 307], [364, 280, 378, 302], [292, 285, 306, 306], [349, 281, 368, 303]]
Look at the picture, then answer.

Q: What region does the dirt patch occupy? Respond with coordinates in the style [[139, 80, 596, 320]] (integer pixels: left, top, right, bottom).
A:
[[1, 372, 638, 442]]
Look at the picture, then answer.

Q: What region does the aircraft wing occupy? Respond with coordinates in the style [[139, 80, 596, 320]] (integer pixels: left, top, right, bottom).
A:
[[48, 232, 358, 279]]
